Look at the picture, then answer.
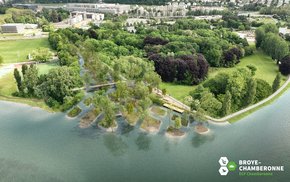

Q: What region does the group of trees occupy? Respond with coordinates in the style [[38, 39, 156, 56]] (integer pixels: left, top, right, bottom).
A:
[[49, 28, 85, 66], [142, 20, 249, 67], [36, 8, 69, 23], [13, 64, 38, 97], [149, 54, 209, 85], [0, 6, 69, 30], [221, 12, 251, 30], [70, 28, 161, 128], [221, 46, 244, 67], [260, 5, 290, 22], [256, 24, 290, 67], [189, 68, 275, 117], [279, 56, 290, 75], [31, 48, 53, 63], [4, 8, 37, 24], [13, 64, 83, 110]]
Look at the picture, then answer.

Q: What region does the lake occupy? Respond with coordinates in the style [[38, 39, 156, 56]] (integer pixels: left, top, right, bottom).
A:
[[0, 90, 290, 182]]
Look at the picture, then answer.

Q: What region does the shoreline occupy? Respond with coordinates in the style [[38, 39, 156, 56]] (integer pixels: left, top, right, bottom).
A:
[[194, 125, 210, 135], [1, 77, 289, 125], [98, 123, 118, 132], [0, 96, 56, 113], [165, 132, 187, 139], [205, 77, 290, 123], [140, 126, 159, 134], [0, 99, 56, 114]]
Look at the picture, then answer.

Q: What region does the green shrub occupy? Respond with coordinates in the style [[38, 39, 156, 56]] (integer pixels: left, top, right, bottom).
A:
[[67, 106, 82, 118], [84, 97, 93, 106]]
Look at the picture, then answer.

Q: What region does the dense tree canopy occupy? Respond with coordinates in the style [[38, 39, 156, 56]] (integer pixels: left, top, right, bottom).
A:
[[190, 68, 272, 117], [36, 67, 83, 107], [279, 55, 290, 75], [256, 24, 289, 61], [150, 54, 209, 85]]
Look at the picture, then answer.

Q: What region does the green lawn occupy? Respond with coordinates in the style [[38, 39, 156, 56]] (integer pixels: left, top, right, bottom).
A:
[[161, 51, 283, 101], [0, 38, 51, 63], [209, 51, 283, 84], [160, 82, 196, 101], [37, 63, 59, 75], [254, 17, 276, 24]]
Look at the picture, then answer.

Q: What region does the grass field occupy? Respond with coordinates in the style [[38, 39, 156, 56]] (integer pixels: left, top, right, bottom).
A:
[[160, 51, 283, 101], [0, 63, 58, 111], [160, 82, 196, 101], [0, 38, 51, 63], [209, 51, 283, 84], [37, 62, 59, 75]]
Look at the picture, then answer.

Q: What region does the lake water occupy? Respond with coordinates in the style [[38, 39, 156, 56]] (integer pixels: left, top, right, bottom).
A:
[[0, 91, 290, 182]]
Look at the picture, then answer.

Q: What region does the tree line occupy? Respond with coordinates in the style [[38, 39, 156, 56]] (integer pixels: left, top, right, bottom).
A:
[[13, 64, 83, 111], [189, 67, 282, 118], [255, 23, 290, 75]]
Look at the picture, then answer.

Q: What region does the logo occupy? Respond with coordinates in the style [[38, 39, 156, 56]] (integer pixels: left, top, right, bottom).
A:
[[218, 157, 237, 176], [218, 157, 283, 176]]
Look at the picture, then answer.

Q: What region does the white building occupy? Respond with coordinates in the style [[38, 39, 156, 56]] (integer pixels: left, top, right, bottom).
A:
[[25, 24, 38, 29], [66, 3, 131, 15], [70, 11, 104, 25], [1, 24, 25, 33], [279, 27, 290, 35]]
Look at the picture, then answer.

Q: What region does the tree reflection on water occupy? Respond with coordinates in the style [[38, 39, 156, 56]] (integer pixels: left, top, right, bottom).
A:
[[103, 134, 128, 156], [135, 133, 152, 151], [191, 133, 215, 148]]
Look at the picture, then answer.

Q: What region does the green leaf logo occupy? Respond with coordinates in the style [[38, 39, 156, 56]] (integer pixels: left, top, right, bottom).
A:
[[227, 161, 237, 171]]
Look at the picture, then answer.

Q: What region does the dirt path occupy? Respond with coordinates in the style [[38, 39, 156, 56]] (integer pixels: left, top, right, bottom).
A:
[[0, 62, 35, 78]]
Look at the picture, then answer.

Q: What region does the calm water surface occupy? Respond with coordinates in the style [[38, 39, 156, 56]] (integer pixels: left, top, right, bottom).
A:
[[0, 90, 290, 182]]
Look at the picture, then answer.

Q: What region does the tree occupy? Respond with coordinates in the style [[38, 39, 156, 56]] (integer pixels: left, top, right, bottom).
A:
[[255, 79, 272, 102], [94, 94, 116, 131], [174, 117, 182, 129], [261, 33, 289, 61], [279, 55, 290, 75], [222, 91, 232, 116], [244, 78, 257, 106], [32, 48, 53, 63], [226, 68, 250, 110], [162, 88, 167, 95], [13, 68, 22, 93], [255, 24, 278, 48], [199, 91, 222, 117], [51, 10, 58, 22], [272, 73, 282, 92], [114, 82, 129, 101], [23, 65, 39, 96], [21, 64, 28, 76], [37, 67, 83, 104], [246, 65, 257, 76]]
